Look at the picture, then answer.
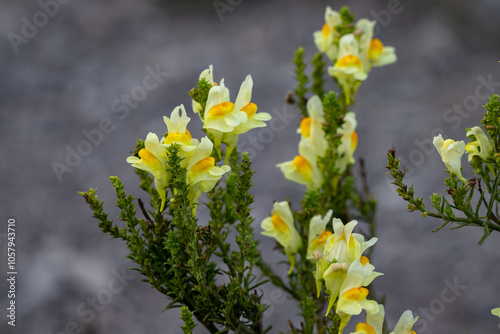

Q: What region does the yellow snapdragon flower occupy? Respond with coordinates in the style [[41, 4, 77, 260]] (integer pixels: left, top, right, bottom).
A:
[[390, 310, 418, 334], [233, 75, 271, 134], [356, 19, 396, 71], [261, 201, 302, 274], [323, 218, 377, 265], [204, 79, 246, 133], [225, 75, 271, 161], [313, 6, 341, 61], [162, 104, 199, 164], [298, 95, 328, 157], [127, 132, 169, 211], [204, 79, 247, 159], [329, 34, 368, 105], [465, 126, 493, 161], [186, 136, 231, 205], [307, 210, 333, 259], [433, 134, 467, 182], [336, 111, 358, 173], [336, 260, 379, 324], [277, 138, 323, 189]]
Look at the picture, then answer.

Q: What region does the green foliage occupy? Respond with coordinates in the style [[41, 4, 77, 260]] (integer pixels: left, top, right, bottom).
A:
[[180, 306, 197, 334], [80, 5, 394, 334], [81, 145, 268, 333], [386, 146, 500, 244], [312, 53, 326, 100], [188, 78, 212, 119], [293, 47, 309, 117], [337, 6, 356, 35], [339, 6, 355, 25]]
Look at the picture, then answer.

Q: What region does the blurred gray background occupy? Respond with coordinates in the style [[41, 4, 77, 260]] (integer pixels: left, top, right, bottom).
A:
[[1, 0, 500, 333]]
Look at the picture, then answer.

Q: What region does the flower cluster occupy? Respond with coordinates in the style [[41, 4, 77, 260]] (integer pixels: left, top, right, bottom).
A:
[[127, 66, 272, 212], [433, 125, 493, 182], [311, 214, 380, 332], [260, 206, 417, 334], [314, 6, 396, 104], [127, 105, 231, 211], [312, 215, 418, 334], [193, 65, 272, 163], [277, 95, 358, 188]]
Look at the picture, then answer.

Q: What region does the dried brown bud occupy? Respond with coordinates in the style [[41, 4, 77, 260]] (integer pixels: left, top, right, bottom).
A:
[[388, 146, 396, 158], [285, 91, 295, 104], [486, 125, 496, 130], [467, 178, 477, 187], [447, 187, 456, 196]]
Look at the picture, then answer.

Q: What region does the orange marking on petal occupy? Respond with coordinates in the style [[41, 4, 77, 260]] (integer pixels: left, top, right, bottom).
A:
[[336, 55, 362, 68], [208, 101, 235, 117], [360, 256, 370, 266], [165, 132, 191, 145], [139, 148, 161, 169], [300, 117, 312, 138], [311, 231, 333, 247], [355, 322, 376, 334], [343, 287, 369, 301], [271, 214, 289, 233], [293, 155, 312, 181], [369, 38, 384, 61], [351, 131, 358, 152], [321, 23, 331, 37], [190, 156, 215, 174], [241, 102, 257, 118]]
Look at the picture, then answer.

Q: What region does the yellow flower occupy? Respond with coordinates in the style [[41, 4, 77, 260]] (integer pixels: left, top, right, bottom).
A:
[[329, 34, 368, 105], [307, 210, 333, 259], [298, 95, 328, 157], [389, 310, 418, 334], [313, 6, 341, 61], [277, 139, 323, 189], [336, 260, 379, 316], [336, 112, 358, 173], [323, 219, 377, 265], [186, 136, 231, 205], [355, 19, 376, 72], [261, 201, 302, 274], [204, 79, 246, 133], [127, 132, 169, 211], [368, 38, 397, 68], [233, 75, 271, 134], [162, 104, 199, 164], [204, 79, 247, 159], [465, 126, 493, 161], [350, 304, 385, 334], [433, 134, 467, 182], [356, 18, 396, 71], [226, 75, 271, 161]]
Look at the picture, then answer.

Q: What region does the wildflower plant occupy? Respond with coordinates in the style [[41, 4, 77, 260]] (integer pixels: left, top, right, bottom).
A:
[[387, 94, 500, 245], [79, 5, 426, 334]]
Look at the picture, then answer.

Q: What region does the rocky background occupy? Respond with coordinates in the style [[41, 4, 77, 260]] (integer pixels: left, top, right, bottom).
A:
[[1, 0, 500, 333]]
